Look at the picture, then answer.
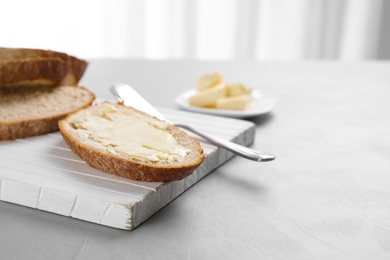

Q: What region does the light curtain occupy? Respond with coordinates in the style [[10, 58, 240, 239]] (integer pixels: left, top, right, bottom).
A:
[[0, 0, 384, 60]]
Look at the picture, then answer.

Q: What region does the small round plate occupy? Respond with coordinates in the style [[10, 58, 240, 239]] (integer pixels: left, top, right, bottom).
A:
[[175, 89, 277, 118]]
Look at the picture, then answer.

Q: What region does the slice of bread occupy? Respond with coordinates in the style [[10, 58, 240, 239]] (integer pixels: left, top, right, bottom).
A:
[[59, 102, 205, 182], [0, 47, 88, 88], [0, 86, 95, 140]]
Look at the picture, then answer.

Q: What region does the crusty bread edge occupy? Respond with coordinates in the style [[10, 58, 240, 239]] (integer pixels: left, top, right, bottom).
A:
[[0, 48, 88, 87], [58, 104, 205, 182], [0, 86, 95, 140]]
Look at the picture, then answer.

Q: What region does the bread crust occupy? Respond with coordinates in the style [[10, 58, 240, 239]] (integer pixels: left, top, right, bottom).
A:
[[0, 113, 69, 141], [0, 86, 95, 140], [59, 104, 205, 182], [0, 48, 88, 87]]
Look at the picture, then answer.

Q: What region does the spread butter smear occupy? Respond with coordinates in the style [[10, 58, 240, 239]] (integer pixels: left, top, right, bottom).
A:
[[71, 103, 189, 163]]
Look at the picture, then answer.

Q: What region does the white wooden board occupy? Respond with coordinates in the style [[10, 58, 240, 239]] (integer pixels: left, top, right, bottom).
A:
[[0, 108, 256, 230]]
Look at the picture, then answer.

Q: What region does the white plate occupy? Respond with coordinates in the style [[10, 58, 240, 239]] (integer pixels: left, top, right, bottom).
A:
[[175, 89, 276, 118]]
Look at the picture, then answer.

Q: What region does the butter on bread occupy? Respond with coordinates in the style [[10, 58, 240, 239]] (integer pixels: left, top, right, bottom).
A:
[[0, 86, 95, 140], [59, 102, 205, 182], [0, 47, 88, 88]]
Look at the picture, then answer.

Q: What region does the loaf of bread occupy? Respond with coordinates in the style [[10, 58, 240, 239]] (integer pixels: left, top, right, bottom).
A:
[[0, 86, 95, 140], [0, 47, 88, 88], [59, 102, 205, 182]]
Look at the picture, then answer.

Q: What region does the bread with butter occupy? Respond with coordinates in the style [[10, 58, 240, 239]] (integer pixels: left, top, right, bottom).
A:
[[0, 86, 95, 140], [0, 47, 88, 88], [59, 102, 205, 182]]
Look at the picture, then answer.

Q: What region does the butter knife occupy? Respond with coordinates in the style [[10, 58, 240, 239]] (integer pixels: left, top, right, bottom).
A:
[[110, 83, 275, 162]]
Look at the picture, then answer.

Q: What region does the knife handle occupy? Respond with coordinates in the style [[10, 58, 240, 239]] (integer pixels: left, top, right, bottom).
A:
[[174, 124, 275, 162]]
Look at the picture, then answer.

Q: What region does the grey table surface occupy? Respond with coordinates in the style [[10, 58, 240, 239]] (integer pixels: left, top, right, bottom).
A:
[[1, 60, 390, 260]]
